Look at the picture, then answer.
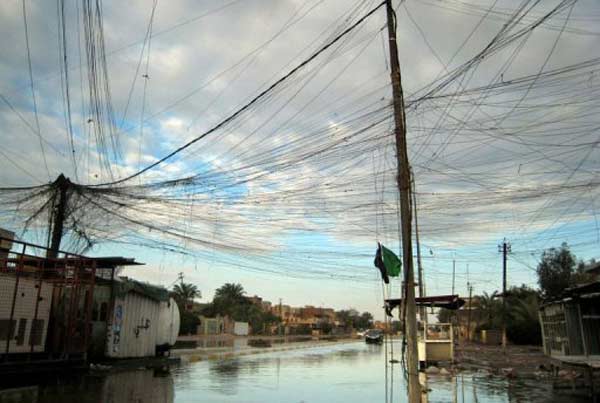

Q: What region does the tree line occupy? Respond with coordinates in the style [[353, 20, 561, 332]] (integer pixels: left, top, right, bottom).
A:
[[171, 282, 377, 336]]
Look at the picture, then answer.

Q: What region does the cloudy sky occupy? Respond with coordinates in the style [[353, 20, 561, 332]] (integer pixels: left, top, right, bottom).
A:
[[1, 0, 600, 318]]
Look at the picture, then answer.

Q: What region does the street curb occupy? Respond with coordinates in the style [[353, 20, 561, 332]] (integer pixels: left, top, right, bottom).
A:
[[174, 339, 358, 363]]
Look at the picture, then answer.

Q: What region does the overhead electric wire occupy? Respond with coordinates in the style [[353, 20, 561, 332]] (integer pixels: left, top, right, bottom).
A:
[[21, 0, 51, 182]]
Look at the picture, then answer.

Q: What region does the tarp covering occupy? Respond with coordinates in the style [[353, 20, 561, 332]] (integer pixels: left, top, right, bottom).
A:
[[384, 295, 465, 317], [114, 277, 169, 302]]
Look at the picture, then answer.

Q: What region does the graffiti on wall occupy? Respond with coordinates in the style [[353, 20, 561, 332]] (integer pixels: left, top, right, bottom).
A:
[[112, 305, 123, 352]]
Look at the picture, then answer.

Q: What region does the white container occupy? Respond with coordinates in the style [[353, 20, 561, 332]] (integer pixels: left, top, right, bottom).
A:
[[105, 292, 161, 358], [157, 298, 180, 346]]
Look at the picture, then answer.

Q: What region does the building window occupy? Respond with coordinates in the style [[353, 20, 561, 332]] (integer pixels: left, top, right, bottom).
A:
[[0, 319, 16, 341], [16, 318, 27, 346], [29, 319, 44, 346]]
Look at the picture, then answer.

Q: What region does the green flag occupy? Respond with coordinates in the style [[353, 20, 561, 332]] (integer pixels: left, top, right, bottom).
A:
[[381, 244, 402, 277], [374, 243, 402, 282]]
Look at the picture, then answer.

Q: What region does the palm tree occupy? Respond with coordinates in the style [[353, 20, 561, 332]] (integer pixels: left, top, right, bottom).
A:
[[475, 291, 501, 328], [510, 293, 539, 324], [214, 283, 245, 302], [213, 283, 246, 317], [172, 282, 201, 308]]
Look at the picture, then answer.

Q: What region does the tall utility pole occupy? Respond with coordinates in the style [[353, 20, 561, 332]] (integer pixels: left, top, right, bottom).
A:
[[48, 174, 70, 258], [466, 283, 473, 342], [279, 298, 283, 336], [385, 1, 420, 401], [411, 171, 425, 322], [498, 239, 511, 352], [451, 259, 456, 295]]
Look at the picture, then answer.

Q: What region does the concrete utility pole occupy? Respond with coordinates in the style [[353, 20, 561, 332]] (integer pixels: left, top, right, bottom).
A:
[[48, 174, 70, 258], [466, 283, 473, 342], [385, 1, 421, 401], [452, 259, 456, 295], [498, 239, 511, 352]]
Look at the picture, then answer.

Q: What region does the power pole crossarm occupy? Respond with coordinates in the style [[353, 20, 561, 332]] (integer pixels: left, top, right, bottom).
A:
[[385, 1, 421, 401]]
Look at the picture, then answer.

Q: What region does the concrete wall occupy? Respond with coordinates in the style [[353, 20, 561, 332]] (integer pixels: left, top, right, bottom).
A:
[[0, 274, 52, 353], [106, 292, 161, 358], [233, 322, 249, 336], [198, 316, 225, 335]]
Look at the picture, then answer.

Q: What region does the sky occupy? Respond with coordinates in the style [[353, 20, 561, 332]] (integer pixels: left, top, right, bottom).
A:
[[1, 0, 600, 319]]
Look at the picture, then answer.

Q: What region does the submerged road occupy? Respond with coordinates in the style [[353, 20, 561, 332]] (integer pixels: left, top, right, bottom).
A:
[[0, 341, 584, 402]]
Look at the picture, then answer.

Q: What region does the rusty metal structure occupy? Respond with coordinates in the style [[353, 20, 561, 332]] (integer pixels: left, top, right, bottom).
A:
[[0, 234, 137, 372]]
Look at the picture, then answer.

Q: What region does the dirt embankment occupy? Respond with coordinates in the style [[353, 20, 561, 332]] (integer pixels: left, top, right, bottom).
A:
[[454, 343, 558, 378]]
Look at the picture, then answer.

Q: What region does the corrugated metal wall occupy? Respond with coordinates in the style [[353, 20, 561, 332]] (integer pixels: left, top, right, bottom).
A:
[[0, 274, 52, 353], [106, 292, 161, 358]]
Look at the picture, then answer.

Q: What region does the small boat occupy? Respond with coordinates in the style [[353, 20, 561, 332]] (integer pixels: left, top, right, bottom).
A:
[[364, 329, 383, 344]]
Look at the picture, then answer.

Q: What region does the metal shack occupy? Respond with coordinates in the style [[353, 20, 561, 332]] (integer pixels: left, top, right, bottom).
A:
[[99, 278, 180, 359], [539, 281, 600, 362], [0, 227, 53, 354]]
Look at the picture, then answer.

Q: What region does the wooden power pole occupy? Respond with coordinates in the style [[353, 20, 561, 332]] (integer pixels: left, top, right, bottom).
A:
[[48, 174, 70, 258], [385, 1, 421, 401]]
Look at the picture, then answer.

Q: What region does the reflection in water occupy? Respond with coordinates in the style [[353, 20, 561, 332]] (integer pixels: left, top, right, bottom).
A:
[[0, 342, 587, 402], [0, 370, 174, 403]]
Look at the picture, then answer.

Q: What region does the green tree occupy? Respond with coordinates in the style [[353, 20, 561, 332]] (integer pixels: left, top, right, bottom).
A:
[[505, 285, 541, 345], [536, 243, 576, 299], [172, 282, 201, 306], [335, 310, 355, 329], [355, 312, 374, 329], [203, 283, 279, 335], [179, 311, 200, 335], [437, 308, 453, 323]]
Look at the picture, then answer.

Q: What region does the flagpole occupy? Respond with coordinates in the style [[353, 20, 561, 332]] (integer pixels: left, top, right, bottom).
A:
[[385, 1, 421, 402]]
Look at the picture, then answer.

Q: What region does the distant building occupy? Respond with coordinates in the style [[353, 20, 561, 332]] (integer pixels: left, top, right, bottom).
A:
[[247, 295, 263, 306], [585, 261, 600, 281], [261, 300, 272, 312], [454, 296, 485, 341]]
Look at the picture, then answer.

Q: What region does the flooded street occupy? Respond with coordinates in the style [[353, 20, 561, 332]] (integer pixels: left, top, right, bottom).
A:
[[0, 341, 586, 403]]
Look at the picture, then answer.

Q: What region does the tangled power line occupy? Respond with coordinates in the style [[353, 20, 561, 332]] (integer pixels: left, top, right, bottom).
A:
[[0, 0, 599, 287]]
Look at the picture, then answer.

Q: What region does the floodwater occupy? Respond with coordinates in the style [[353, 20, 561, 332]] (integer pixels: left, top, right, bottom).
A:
[[0, 342, 587, 403]]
